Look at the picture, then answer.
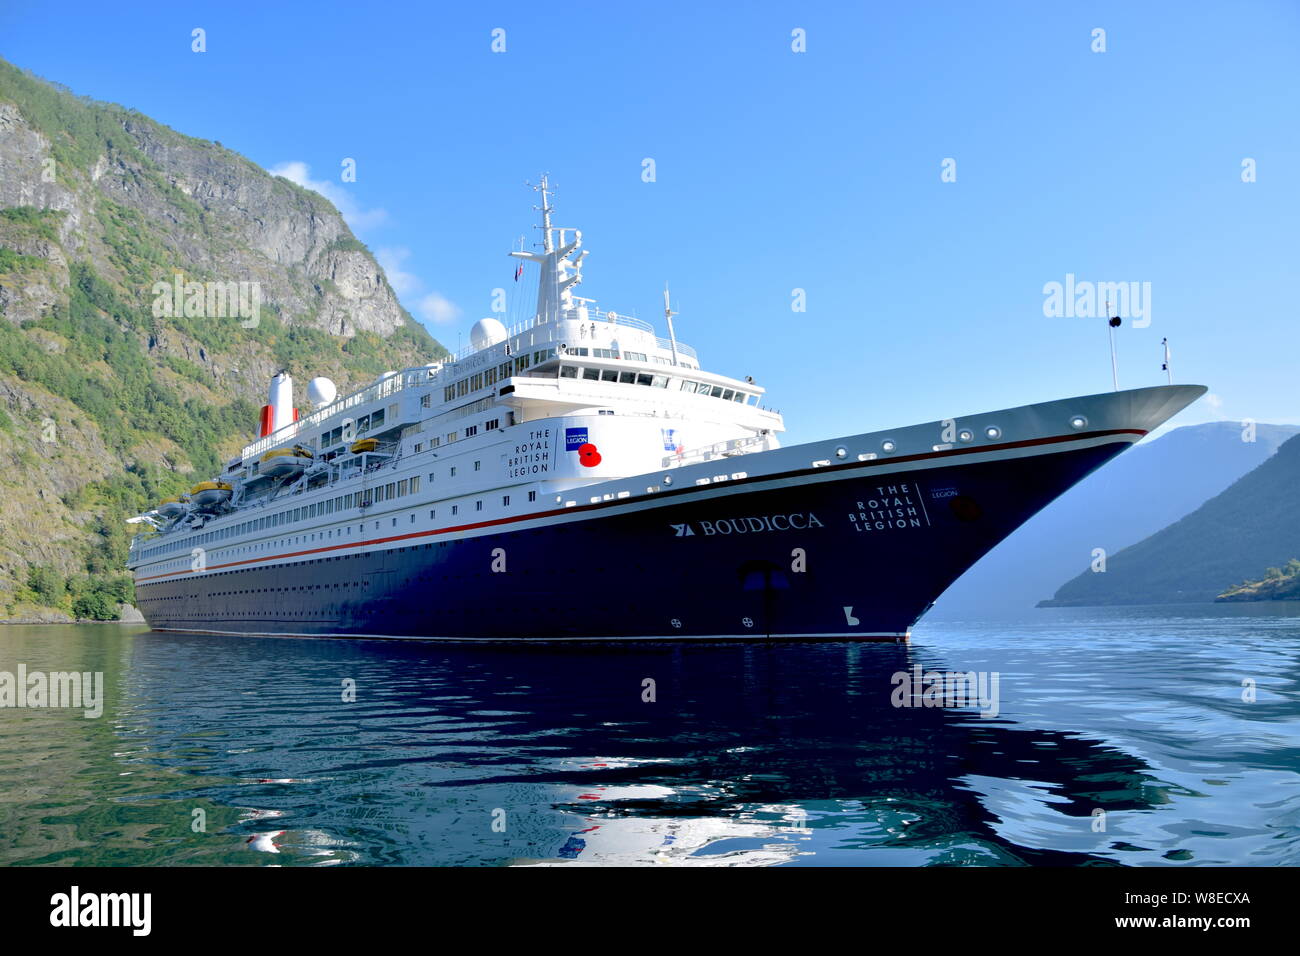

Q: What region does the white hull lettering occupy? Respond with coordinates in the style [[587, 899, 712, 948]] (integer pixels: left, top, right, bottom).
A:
[[698, 513, 823, 535]]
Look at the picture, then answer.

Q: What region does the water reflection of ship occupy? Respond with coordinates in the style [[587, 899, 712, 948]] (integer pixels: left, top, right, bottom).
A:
[[419, 642, 1164, 866], [124, 633, 1167, 866]]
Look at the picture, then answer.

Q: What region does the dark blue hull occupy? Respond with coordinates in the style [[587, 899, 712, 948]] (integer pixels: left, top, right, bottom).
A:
[[134, 437, 1126, 639]]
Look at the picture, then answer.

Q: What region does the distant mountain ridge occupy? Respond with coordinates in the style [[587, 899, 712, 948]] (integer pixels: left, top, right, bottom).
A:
[[930, 420, 1299, 616], [1040, 431, 1300, 606], [0, 57, 446, 619]]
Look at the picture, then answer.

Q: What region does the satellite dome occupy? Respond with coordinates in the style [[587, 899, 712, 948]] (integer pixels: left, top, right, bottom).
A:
[[471, 317, 508, 350], [307, 377, 337, 407]]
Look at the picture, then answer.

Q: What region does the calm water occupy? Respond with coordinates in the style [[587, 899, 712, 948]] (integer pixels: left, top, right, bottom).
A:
[[1, 604, 1297, 866]]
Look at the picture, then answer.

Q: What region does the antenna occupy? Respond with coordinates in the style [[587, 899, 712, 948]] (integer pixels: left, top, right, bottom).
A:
[[663, 283, 680, 367], [1162, 337, 1172, 384]]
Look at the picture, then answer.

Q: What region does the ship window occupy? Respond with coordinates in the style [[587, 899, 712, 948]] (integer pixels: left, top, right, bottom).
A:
[[476, 501, 483, 511], [485, 368, 497, 386], [515, 355, 530, 373], [421, 394, 432, 408], [450, 466, 457, 477], [601, 369, 619, 383], [428, 473, 435, 483], [465, 425, 478, 437], [528, 490, 537, 502], [451, 505, 459, 516], [502, 495, 510, 506], [582, 368, 600, 381], [498, 361, 512, 378], [457, 380, 469, 397], [386, 482, 396, 498], [444, 386, 455, 402], [473, 461, 481, 471], [680, 381, 696, 393], [429, 510, 436, 519], [625, 351, 647, 362], [411, 476, 420, 493], [733, 391, 746, 402], [447, 431, 457, 443], [710, 386, 724, 398], [722, 389, 734, 401], [471, 373, 484, 390], [413, 443, 423, 453], [560, 366, 578, 379], [392, 518, 397, 527], [485, 419, 499, 430], [637, 373, 653, 386], [430, 436, 440, 448], [618, 371, 636, 384]]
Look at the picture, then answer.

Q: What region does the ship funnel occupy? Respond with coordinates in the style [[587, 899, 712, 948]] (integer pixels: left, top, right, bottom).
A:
[[260, 370, 296, 436]]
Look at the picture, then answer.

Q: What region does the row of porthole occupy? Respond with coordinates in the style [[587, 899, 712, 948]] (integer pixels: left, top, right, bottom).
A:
[[830, 414, 1090, 461]]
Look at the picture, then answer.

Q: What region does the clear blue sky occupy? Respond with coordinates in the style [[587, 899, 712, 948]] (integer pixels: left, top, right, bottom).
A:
[[2, 0, 1296, 445]]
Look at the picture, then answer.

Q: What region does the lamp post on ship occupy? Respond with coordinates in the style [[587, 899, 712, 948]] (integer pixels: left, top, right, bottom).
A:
[[1105, 298, 1121, 391]]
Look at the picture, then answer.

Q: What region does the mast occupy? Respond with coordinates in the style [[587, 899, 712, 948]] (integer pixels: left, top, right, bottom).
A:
[[664, 283, 680, 367], [539, 174, 554, 253], [509, 174, 584, 324]]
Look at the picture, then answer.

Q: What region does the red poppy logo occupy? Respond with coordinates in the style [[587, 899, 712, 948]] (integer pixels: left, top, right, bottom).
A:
[[578, 442, 602, 467]]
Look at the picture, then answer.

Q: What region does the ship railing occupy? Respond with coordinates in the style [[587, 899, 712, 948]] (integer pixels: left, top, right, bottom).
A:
[[662, 434, 767, 469]]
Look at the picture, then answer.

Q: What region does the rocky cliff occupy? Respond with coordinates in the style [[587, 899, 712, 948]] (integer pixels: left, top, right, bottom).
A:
[[0, 58, 446, 618]]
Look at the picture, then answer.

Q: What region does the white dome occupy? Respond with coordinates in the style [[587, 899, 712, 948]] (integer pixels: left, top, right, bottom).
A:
[[471, 317, 508, 350], [306, 377, 337, 407]]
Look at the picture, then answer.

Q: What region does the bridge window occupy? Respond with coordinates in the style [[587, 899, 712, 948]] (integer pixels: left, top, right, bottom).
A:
[[582, 367, 600, 381], [559, 365, 578, 378], [625, 351, 647, 361], [601, 369, 619, 383]]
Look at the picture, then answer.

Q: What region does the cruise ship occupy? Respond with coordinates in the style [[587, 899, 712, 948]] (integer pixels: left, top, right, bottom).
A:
[[126, 178, 1206, 640]]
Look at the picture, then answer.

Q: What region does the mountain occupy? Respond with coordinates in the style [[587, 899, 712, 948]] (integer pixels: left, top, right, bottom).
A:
[[1040, 432, 1300, 606], [930, 421, 1299, 617], [0, 58, 446, 620]]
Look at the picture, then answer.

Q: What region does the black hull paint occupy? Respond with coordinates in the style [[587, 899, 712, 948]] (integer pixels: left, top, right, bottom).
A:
[[134, 439, 1125, 639]]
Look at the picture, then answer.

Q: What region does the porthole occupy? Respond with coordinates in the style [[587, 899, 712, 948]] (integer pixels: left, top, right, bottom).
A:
[[663, 475, 673, 486], [957, 429, 973, 443], [834, 446, 847, 459], [881, 440, 897, 454], [985, 425, 1002, 440], [1069, 415, 1088, 430]]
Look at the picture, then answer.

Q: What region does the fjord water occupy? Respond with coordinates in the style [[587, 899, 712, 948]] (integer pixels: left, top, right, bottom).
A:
[[1, 605, 1296, 866]]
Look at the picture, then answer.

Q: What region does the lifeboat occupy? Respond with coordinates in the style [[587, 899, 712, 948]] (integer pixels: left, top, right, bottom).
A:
[[157, 496, 187, 518], [190, 481, 233, 510], [350, 437, 379, 454], [260, 445, 314, 479]]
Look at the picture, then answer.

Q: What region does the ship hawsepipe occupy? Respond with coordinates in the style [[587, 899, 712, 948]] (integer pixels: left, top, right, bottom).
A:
[[130, 384, 1205, 640]]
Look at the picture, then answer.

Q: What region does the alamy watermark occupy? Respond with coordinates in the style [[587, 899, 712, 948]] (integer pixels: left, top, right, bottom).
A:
[[0, 664, 103, 718], [151, 274, 261, 328], [890, 665, 1000, 718], [1042, 273, 1151, 327]]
